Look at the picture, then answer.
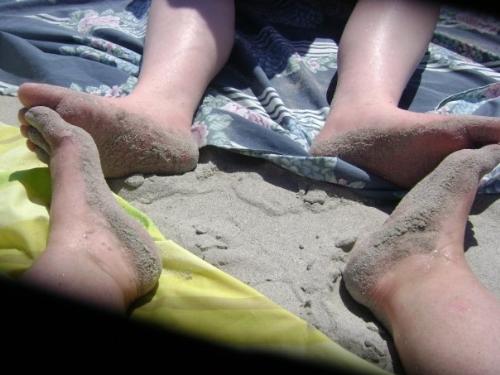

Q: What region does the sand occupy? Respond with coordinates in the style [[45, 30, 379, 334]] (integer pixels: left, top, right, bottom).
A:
[[2, 95, 500, 373]]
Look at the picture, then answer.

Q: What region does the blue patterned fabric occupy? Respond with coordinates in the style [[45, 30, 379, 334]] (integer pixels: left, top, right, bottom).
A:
[[1, 0, 499, 198]]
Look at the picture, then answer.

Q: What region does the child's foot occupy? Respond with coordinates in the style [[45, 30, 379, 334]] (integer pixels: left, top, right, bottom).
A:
[[21, 106, 163, 310], [18, 83, 199, 178], [343, 143, 500, 327], [311, 107, 500, 188]]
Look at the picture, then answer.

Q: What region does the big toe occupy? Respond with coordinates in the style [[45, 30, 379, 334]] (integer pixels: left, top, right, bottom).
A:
[[18, 83, 69, 109], [439, 144, 500, 185], [476, 144, 500, 173]]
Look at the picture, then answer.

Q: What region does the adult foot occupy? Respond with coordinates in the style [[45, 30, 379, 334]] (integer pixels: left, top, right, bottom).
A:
[[310, 107, 500, 188], [342, 143, 500, 328], [21, 106, 163, 311], [18, 83, 199, 178]]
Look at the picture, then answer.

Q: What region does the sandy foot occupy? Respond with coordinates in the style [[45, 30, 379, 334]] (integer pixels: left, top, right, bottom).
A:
[[311, 109, 500, 188], [18, 83, 199, 178], [343, 143, 500, 324], [21, 106, 162, 308]]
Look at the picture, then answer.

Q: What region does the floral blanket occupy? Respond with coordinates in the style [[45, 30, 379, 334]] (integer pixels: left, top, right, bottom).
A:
[[1, 0, 499, 197]]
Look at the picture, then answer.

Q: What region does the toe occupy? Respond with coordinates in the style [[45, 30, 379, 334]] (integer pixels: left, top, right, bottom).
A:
[[30, 143, 49, 164], [26, 139, 37, 151], [18, 83, 68, 109], [477, 144, 500, 173], [26, 126, 50, 154], [24, 106, 72, 146], [20, 124, 28, 137], [442, 145, 500, 180], [18, 108, 29, 126]]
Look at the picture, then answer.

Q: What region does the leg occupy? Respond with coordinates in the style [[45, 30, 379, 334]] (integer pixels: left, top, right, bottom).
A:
[[20, 106, 162, 312], [343, 144, 500, 374], [311, 0, 500, 188], [18, 0, 235, 178]]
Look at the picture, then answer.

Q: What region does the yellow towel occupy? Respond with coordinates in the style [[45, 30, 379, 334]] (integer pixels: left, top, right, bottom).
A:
[[0, 122, 386, 374]]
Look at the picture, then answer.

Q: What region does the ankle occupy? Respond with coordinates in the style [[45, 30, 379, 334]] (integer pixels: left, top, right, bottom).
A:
[[126, 86, 198, 116], [114, 94, 195, 136], [373, 254, 471, 330], [318, 102, 400, 141]]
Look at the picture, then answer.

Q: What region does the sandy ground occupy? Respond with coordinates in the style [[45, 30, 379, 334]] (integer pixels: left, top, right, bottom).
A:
[[2, 95, 500, 373]]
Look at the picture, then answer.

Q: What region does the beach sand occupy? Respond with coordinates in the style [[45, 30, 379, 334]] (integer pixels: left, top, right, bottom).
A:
[[2, 95, 499, 373]]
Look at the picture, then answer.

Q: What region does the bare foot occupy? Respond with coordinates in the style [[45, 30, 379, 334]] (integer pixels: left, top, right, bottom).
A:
[[310, 107, 500, 188], [342, 143, 500, 328], [21, 106, 162, 311], [18, 83, 199, 178]]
